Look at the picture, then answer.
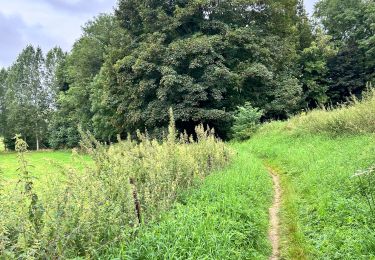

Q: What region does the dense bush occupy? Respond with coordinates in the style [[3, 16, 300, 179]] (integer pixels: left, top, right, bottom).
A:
[[231, 102, 263, 140], [0, 113, 231, 258]]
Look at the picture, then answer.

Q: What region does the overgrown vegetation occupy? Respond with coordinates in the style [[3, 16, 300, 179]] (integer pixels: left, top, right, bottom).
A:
[[287, 87, 375, 135], [0, 115, 230, 258], [107, 143, 272, 259]]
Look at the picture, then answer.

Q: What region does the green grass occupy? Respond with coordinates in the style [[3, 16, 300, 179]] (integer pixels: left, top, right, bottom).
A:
[[248, 122, 375, 259], [106, 143, 273, 259], [0, 150, 90, 180]]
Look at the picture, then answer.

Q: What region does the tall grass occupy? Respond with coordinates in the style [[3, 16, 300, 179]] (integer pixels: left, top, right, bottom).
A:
[[287, 87, 375, 135], [0, 113, 231, 258], [249, 129, 375, 259]]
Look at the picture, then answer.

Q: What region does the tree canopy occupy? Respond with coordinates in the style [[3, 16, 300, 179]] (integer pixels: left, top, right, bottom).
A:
[[0, 0, 373, 149]]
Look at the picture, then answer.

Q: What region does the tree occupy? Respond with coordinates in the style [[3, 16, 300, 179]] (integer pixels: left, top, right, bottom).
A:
[[49, 14, 123, 148], [231, 102, 263, 140], [44, 47, 66, 110], [299, 29, 337, 107], [315, 0, 375, 103], [3, 46, 64, 150], [91, 0, 303, 139], [0, 69, 7, 137]]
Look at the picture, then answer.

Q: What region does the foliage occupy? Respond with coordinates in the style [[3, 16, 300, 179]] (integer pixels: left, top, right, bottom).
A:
[[114, 143, 272, 259], [315, 0, 375, 103], [231, 102, 263, 140], [249, 123, 375, 259], [0, 69, 6, 137], [48, 14, 123, 149], [1, 46, 65, 150], [298, 29, 337, 107], [0, 115, 231, 258], [87, 0, 304, 140]]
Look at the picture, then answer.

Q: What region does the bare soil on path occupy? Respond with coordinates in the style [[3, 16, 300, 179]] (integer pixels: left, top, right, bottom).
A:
[[268, 168, 281, 260]]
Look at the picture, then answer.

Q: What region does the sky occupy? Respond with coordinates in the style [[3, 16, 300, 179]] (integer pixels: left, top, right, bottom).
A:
[[0, 0, 318, 68], [0, 0, 116, 68]]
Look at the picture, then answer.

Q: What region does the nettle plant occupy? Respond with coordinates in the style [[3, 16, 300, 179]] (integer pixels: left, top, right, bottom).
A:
[[0, 111, 231, 258], [353, 165, 375, 217]]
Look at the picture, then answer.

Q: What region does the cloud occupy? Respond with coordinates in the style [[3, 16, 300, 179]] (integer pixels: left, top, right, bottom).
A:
[[0, 0, 116, 68], [0, 12, 59, 67]]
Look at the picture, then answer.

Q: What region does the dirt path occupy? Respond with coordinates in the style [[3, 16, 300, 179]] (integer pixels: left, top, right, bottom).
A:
[[268, 168, 281, 260]]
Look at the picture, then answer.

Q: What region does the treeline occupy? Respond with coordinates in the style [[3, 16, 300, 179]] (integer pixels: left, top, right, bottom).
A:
[[0, 0, 374, 150]]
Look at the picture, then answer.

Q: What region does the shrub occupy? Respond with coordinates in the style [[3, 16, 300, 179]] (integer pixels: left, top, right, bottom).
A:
[[0, 112, 231, 258], [231, 102, 263, 140]]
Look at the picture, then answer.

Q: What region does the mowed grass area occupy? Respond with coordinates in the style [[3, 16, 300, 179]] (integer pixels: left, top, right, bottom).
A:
[[248, 122, 375, 259], [107, 143, 273, 259], [0, 150, 90, 180]]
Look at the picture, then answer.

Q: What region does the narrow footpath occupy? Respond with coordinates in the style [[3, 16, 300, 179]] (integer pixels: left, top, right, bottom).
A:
[[268, 168, 281, 260]]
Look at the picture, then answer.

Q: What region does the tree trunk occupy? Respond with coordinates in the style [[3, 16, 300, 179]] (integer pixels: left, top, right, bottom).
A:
[[36, 135, 39, 151]]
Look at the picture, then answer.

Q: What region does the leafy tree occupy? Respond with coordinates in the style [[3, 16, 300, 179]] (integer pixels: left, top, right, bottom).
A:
[[49, 14, 122, 148], [44, 47, 66, 110], [0, 69, 7, 137], [315, 0, 375, 103], [4, 46, 47, 150], [2, 46, 64, 150], [296, 0, 314, 51], [299, 29, 337, 107], [92, 0, 304, 139]]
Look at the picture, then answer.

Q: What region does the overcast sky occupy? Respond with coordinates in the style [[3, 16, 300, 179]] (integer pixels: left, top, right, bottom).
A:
[[0, 0, 318, 68]]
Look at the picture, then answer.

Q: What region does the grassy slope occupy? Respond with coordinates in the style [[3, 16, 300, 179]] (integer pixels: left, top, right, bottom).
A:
[[108, 143, 273, 259], [248, 122, 375, 259]]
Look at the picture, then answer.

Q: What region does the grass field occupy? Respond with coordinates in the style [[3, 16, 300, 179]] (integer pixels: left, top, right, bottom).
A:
[[0, 150, 90, 180], [248, 122, 375, 259]]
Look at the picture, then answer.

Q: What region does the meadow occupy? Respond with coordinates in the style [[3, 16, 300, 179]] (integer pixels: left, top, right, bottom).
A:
[[2, 93, 375, 259], [0, 150, 90, 180]]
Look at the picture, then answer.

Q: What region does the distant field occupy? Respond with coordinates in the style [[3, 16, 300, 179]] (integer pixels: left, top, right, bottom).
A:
[[0, 150, 91, 180]]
